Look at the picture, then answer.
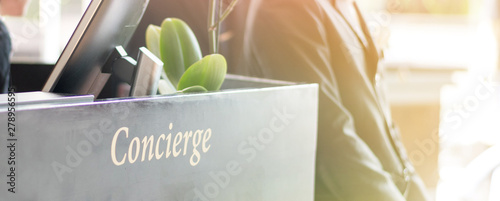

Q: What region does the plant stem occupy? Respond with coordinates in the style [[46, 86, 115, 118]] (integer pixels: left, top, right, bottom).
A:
[[208, 0, 220, 54], [208, 0, 240, 54], [219, 0, 239, 23]]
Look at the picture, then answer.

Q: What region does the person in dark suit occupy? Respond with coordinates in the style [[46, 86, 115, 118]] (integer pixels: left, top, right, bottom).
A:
[[238, 0, 430, 200], [0, 0, 29, 93], [0, 15, 11, 93]]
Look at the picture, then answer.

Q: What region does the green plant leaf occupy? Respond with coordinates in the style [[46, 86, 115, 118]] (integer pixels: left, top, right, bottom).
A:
[[158, 79, 177, 95], [160, 18, 202, 87], [180, 85, 208, 93], [145, 24, 161, 58], [177, 54, 227, 91]]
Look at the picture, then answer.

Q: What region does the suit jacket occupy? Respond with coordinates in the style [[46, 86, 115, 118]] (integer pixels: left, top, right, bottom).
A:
[[238, 0, 430, 200], [0, 19, 11, 93]]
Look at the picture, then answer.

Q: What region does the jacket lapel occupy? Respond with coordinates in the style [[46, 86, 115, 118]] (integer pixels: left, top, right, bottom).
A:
[[332, 1, 369, 51], [329, 0, 380, 83], [353, 2, 380, 83]]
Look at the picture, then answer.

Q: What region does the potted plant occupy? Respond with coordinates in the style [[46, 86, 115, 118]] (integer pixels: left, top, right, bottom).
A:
[[145, 0, 239, 94]]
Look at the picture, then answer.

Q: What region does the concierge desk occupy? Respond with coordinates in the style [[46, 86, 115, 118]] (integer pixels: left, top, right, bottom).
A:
[[0, 75, 318, 201]]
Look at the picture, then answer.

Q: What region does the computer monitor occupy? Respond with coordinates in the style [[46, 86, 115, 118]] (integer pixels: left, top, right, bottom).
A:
[[42, 0, 162, 98]]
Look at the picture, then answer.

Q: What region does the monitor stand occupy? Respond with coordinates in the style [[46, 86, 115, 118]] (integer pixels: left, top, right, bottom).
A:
[[100, 46, 163, 97]]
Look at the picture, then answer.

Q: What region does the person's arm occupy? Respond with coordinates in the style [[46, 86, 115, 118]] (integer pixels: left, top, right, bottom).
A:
[[243, 0, 406, 200], [0, 0, 29, 16]]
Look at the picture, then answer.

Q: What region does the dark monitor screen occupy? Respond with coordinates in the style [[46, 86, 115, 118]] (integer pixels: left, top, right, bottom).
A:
[[42, 0, 150, 97]]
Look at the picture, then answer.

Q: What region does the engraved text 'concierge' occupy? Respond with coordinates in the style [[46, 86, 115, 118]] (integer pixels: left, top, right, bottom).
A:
[[111, 123, 212, 167]]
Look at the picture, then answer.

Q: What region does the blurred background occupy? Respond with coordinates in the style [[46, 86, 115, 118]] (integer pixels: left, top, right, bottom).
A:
[[4, 0, 500, 200]]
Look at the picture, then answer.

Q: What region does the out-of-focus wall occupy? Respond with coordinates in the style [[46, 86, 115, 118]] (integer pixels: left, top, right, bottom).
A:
[[391, 104, 440, 188]]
